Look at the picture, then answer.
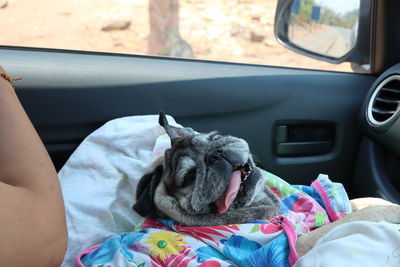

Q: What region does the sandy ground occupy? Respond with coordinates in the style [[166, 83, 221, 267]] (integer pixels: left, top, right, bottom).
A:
[[0, 0, 351, 72]]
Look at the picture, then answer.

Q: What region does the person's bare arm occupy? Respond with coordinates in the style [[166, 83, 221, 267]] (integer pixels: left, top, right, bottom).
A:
[[0, 67, 67, 266]]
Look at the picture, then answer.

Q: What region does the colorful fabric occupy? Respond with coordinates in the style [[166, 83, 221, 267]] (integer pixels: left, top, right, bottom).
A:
[[76, 171, 351, 267]]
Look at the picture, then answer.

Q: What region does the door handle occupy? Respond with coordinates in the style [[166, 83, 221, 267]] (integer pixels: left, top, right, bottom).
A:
[[275, 124, 334, 157], [276, 141, 333, 157]]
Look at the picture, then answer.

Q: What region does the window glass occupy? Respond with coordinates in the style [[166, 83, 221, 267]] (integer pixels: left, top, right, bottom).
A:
[[1, 0, 356, 72]]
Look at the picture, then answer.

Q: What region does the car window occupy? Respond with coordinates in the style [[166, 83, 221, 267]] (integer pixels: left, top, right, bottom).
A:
[[0, 0, 361, 73]]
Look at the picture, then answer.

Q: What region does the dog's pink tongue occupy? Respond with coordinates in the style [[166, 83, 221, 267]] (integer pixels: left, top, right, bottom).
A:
[[215, 170, 241, 214]]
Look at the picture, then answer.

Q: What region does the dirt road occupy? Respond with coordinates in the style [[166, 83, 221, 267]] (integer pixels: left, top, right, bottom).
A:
[[0, 0, 351, 72]]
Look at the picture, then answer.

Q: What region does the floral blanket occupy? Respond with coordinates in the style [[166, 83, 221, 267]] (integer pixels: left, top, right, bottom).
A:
[[76, 170, 351, 267]]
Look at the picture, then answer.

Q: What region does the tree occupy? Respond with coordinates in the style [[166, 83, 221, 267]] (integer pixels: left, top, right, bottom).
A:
[[148, 0, 194, 58]]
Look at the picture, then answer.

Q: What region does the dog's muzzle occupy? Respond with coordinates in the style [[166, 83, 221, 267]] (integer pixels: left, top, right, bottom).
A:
[[214, 161, 253, 213]]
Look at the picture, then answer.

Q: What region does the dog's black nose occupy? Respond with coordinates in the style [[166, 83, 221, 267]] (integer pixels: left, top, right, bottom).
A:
[[206, 149, 223, 165]]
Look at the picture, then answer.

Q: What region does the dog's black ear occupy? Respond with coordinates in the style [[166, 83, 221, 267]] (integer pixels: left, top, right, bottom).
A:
[[133, 164, 163, 217], [159, 110, 194, 142]]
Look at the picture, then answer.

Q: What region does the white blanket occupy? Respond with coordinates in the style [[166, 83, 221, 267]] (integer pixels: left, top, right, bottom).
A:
[[59, 115, 400, 267], [295, 221, 400, 267], [59, 115, 179, 266]]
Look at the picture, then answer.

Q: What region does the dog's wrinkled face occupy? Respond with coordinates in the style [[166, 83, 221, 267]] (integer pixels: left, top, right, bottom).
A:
[[133, 112, 281, 226], [163, 131, 260, 215]]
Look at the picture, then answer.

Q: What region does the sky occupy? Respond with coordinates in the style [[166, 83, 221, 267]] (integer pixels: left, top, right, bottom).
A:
[[315, 0, 359, 15]]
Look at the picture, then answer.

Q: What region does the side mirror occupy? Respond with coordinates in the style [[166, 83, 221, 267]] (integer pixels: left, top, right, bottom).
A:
[[274, 0, 372, 68]]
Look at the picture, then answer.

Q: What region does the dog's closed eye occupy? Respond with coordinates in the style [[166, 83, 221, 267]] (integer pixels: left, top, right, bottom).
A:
[[179, 167, 196, 188], [206, 149, 223, 165], [175, 156, 196, 188]]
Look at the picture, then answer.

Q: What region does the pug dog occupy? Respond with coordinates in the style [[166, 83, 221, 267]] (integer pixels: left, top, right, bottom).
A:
[[133, 111, 281, 226], [133, 112, 400, 227], [133, 112, 400, 256]]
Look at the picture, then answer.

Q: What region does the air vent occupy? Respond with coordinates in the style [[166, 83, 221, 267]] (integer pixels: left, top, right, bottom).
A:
[[367, 75, 400, 126]]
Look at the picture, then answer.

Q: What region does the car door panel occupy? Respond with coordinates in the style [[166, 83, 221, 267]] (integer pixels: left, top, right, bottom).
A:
[[1, 47, 376, 196]]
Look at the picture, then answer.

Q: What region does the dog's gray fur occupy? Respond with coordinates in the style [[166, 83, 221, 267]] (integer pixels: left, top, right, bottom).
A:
[[133, 112, 281, 226]]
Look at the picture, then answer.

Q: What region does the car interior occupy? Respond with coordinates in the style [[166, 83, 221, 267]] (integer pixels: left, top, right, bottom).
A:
[[1, 0, 400, 206]]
